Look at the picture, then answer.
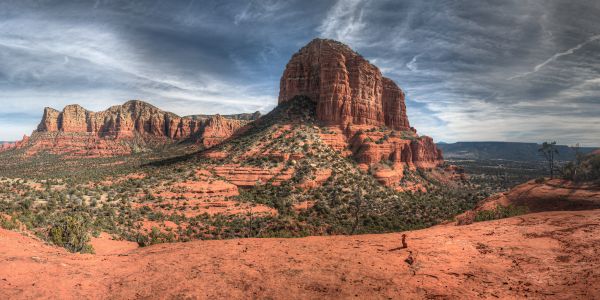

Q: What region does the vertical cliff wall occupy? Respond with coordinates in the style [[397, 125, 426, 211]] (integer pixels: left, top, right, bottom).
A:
[[279, 39, 442, 168], [279, 39, 411, 131], [5, 100, 258, 156]]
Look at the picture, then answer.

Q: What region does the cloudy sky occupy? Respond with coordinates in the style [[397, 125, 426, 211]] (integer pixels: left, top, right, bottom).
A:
[[0, 0, 599, 146]]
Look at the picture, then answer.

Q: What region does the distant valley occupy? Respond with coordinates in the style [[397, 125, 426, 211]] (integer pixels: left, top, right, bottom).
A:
[[437, 141, 597, 161]]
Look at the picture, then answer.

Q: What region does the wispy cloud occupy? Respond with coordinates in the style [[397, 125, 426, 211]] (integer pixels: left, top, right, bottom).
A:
[[313, 0, 600, 146], [509, 34, 600, 80], [406, 54, 421, 72], [318, 0, 370, 45], [234, 0, 288, 25], [0, 0, 599, 146]]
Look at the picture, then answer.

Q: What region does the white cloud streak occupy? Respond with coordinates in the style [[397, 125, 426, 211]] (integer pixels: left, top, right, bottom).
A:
[[317, 0, 370, 45], [406, 54, 421, 72], [509, 34, 600, 80]]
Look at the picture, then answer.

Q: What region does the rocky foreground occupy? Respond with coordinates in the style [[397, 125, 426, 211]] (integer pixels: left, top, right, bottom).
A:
[[1, 210, 599, 299]]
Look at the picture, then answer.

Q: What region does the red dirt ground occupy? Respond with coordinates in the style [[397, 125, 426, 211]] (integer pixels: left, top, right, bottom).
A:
[[456, 179, 600, 225], [1, 210, 599, 299], [89, 233, 139, 256]]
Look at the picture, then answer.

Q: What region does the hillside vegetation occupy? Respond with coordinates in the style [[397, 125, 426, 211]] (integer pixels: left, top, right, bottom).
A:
[[0, 97, 487, 252]]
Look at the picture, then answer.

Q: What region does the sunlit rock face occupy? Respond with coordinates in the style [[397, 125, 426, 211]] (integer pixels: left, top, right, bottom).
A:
[[38, 100, 199, 139], [14, 100, 257, 156], [280, 38, 442, 174], [278, 38, 410, 131]]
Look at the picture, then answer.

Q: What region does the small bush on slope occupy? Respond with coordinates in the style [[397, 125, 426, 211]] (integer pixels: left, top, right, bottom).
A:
[[474, 205, 529, 223], [49, 214, 95, 254], [0, 215, 18, 230], [562, 152, 600, 182]]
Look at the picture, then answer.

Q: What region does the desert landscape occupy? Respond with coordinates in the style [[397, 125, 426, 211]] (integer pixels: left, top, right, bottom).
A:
[[1, 1, 599, 299], [2, 209, 600, 299]]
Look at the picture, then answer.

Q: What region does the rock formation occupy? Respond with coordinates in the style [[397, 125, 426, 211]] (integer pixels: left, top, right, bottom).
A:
[[0, 136, 29, 152], [0, 142, 15, 152], [36, 100, 254, 141], [4, 100, 259, 156], [279, 39, 410, 131], [346, 128, 442, 168], [280, 38, 442, 170], [200, 115, 251, 148], [5, 38, 442, 171], [456, 178, 600, 225]]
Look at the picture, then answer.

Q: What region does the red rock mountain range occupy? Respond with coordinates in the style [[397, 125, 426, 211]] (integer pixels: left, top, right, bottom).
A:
[[5, 101, 257, 156], [2, 38, 442, 168], [36, 100, 256, 144]]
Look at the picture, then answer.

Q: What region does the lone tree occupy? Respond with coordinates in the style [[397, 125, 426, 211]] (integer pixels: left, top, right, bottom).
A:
[[351, 188, 364, 235], [539, 141, 559, 179]]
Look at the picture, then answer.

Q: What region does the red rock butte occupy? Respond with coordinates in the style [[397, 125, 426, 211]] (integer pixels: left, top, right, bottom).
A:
[[279, 38, 410, 131], [280, 39, 443, 178], [9, 100, 258, 156], [36, 100, 251, 142]]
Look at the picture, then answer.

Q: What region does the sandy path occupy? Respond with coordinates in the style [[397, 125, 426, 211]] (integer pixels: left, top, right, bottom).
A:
[[1, 210, 599, 299]]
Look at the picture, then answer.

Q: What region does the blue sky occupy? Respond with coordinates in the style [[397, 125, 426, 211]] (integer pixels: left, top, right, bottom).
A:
[[0, 0, 599, 146]]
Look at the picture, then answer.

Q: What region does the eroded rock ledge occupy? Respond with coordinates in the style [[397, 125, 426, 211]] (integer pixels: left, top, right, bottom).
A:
[[9, 100, 259, 156]]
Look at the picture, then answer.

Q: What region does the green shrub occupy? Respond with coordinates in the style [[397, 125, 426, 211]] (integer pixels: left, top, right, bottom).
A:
[[0, 215, 18, 230], [49, 214, 95, 253], [562, 153, 600, 182], [136, 227, 175, 247], [474, 205, 529, 222]]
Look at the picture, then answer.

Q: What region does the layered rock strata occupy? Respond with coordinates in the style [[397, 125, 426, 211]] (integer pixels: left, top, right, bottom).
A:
[[36, 100, 254, 142], [279, 39, 442, 171], [279, 39, 410, 131], [4, 100, 258, 156]]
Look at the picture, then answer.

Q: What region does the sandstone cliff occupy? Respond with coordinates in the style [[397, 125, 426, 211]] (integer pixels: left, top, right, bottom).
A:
[[200, 115, 250, 148], [279, 39, 442, 170], [279, 39, 410, 131], [36, 100, 254, 142], [6, 100, 258, 156]]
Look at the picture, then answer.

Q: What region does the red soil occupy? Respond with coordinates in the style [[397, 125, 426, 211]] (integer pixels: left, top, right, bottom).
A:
[[89, 233, 138, 256], [503, 179, 600, 211], [457, 179, 600, 225], [1, 210, 599, 299]]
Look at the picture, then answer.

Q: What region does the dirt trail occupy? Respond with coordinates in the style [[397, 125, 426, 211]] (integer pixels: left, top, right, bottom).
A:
[[1, 210, 599, 299]]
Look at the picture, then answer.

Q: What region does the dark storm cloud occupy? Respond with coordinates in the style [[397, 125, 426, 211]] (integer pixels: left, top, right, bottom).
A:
[[0, 0, 598, 146]]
